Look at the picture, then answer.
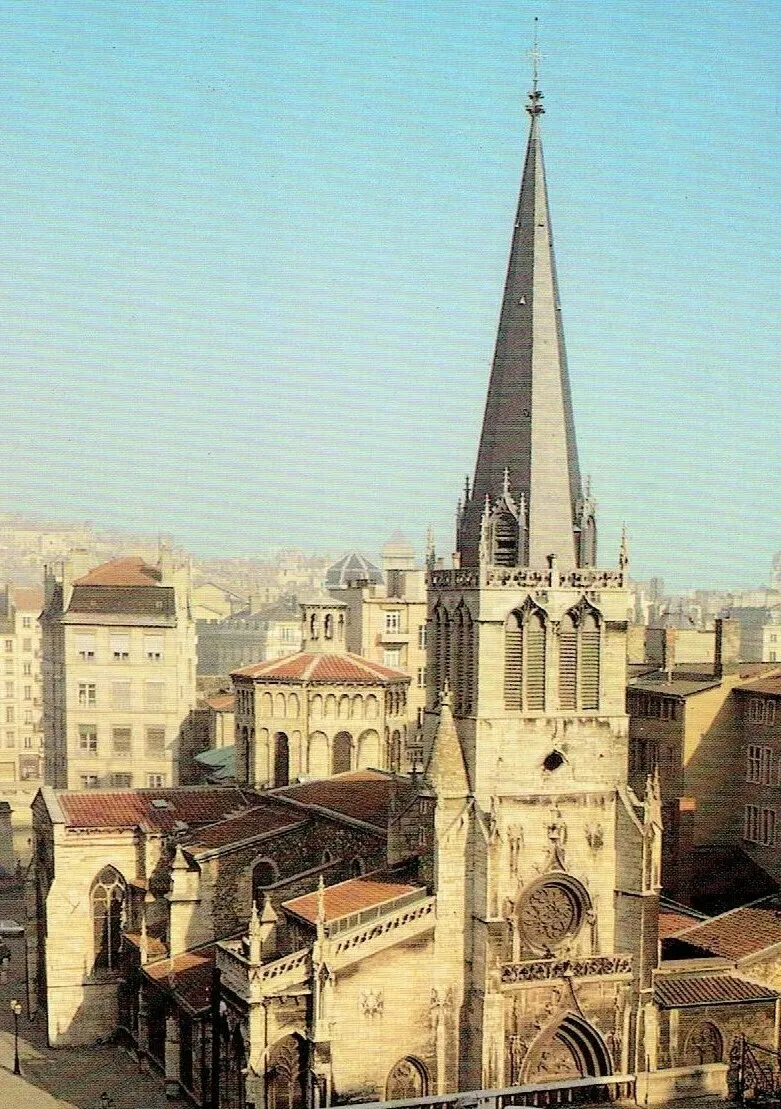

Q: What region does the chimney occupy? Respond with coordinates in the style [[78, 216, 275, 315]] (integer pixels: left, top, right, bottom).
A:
[[663, 627, 676, 682], [714, 617, 724, 680]]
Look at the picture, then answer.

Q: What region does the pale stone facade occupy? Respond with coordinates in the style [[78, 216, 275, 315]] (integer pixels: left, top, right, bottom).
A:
[[234, 600, 410, 787], [0, 585, 44, 785], [41, 548, 197, 790], [329, 535, 429, 768]]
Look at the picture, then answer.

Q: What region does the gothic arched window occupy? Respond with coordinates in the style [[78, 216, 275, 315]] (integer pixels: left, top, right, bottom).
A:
[[504, 611, 524, 711], [453, 604, 474, 716], [433, 606, 451, 701], [491, 510, 519, 566], [505, 606, 546, 712], [525, 611, 546, 711], [91, 866, 126, 972], [580, 611, 600, 709], [684, 1022, 723, 1065], [386, 1058, 429, 1101], [558, 613, 578, 711]]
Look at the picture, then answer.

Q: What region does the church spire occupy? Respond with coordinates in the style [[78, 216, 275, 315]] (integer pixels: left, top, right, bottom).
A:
[[458, 59, 588, 570]]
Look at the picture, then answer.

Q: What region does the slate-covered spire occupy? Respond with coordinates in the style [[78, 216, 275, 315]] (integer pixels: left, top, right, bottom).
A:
[[458, 80, 588, 570]]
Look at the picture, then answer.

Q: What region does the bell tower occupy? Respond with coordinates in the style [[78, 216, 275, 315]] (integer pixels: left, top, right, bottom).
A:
[[426, 62, 652, 1093]]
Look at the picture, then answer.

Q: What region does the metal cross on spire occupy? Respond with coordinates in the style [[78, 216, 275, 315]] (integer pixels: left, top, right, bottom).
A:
[[526, 17, 545, 116]]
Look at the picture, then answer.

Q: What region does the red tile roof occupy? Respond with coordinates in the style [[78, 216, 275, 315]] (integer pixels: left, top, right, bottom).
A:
[[284, 875, 424, 925], [674, 896, 781, 960], [75, 557, 161, 587], [659, 909, 706, 940], [182, 804, 304, 854], [233, 651, 408, 685], [278, 770, 395, 829], [143, 946, 215, 1013], [13, 587, 44, 612], [655, 974, 779, 1009], [57, 787, 257, 832], [205, 694, 235, 712]]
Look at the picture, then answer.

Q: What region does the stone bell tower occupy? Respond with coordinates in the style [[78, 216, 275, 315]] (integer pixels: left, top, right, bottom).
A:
[[425, 72, 653, 1093]]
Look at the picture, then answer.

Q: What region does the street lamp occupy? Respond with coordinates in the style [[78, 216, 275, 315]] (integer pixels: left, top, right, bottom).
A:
[[10, 998, 22, 1075]]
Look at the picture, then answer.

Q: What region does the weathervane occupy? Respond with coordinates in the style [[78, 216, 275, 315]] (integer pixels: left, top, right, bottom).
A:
[[526, 17, 545, 117]]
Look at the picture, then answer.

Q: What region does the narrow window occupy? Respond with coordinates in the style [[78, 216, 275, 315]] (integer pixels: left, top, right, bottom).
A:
[[558, 613, 577, 711], [580, 612, 600, 710]]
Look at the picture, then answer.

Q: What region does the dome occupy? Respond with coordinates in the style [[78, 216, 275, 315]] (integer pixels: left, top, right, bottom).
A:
[[325, 552, 383, 590]]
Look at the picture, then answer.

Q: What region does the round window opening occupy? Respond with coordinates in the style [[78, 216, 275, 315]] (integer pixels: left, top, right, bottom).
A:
[[543, 750, 565, 773], [518, 878, 587, 951]]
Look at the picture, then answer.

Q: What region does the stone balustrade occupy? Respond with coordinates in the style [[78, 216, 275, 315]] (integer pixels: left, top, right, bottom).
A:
[[428, 566, 626, 592]]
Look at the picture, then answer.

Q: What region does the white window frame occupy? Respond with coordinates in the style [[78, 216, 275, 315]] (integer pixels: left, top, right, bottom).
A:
[[384, 611, 401, 635]]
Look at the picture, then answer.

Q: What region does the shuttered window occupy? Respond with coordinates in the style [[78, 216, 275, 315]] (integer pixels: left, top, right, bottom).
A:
[[558, 614, 577, 710], [525, 613, 546, 711], [580, 613, 600, 710], [505, 614, 523, 711]]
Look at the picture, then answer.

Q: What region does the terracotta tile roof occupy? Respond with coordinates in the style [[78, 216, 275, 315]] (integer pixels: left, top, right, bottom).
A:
[[655, 975, 779, 1009], [205, 694, 235, 712], [143, 946, 215, 1013], [233, 651, 408, 685], [13, 587, 44, 612], [659, 909, 707, 940], [278, 770, 395, 829], [124, 928, 168, 961], [75, 557, 161, 587], [182, 804, 304, 854], [57, 787, 258, 832], [284, 875, 424, 925], [673, 895, 781, 960]]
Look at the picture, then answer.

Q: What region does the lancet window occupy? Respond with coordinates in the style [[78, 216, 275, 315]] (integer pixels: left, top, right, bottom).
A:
[[91, 865, 126, 973], [432, 605, 451, 701], [504, 606, 546, 712], [557, 605, 601, 711], [452, 604, 475, 715]]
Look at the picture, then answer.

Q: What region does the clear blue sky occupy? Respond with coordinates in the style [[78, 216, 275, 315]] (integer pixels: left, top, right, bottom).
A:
[[0, 0, 778, 591]]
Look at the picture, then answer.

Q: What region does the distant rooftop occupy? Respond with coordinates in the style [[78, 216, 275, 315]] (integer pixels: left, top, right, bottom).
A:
[[75, 556, 161, 587], [325, 552, 383, 589]]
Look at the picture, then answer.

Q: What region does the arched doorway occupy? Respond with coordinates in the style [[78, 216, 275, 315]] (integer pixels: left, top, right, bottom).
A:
[[386, 1057, 429, 1100], [332, 731, 352, 775], [274, 732, 290, 787], [523, 1013, 612, 1084], [267, 1034, 305, 1109]]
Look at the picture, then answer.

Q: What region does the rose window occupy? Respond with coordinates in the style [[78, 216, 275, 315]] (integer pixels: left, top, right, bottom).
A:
[[518, 880, 584, 950]]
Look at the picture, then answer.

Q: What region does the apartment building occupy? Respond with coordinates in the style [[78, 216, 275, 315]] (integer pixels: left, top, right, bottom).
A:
[[736, 675, 781, 881], [41, 548, 197, 790], [327, 534, 428, 765], [0, 585, 44, 784]]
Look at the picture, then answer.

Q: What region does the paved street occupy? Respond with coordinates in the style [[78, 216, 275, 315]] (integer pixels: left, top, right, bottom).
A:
[[0, 882, 170, 1109]]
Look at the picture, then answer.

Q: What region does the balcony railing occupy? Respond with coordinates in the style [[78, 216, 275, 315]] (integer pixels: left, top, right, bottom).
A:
[[347, 1073, 637, 1109]]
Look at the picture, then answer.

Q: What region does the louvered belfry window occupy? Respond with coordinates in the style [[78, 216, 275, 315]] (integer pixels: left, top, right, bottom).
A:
[[580, 612, 601, 709], [434, 606, 451, 699], [454, 605, 474, 715], [505, 612, 523, 711], [558, 613, 578, 711], [525, 612, 546, 711]]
